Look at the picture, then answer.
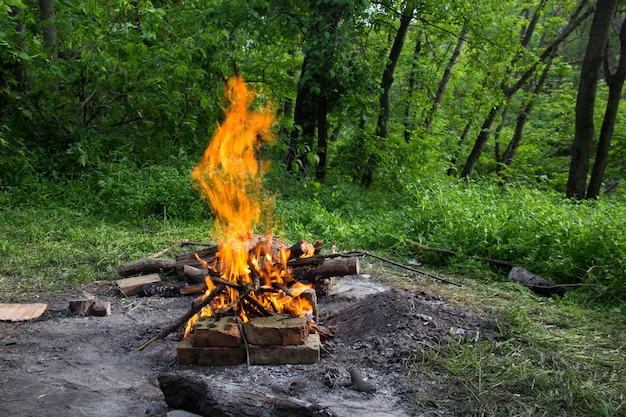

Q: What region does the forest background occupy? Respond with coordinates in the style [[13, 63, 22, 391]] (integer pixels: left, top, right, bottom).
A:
[[1, 0, 625, 310]]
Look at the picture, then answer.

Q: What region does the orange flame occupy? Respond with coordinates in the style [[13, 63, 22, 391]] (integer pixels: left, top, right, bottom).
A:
[[185, 76, 313, 337]]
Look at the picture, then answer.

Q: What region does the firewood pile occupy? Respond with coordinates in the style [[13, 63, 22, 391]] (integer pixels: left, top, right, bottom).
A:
[[117, 237, 360, 356], [116, 237, 359, 299]]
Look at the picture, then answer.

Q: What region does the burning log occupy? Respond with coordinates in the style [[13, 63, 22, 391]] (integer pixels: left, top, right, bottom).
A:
[[158, 371, 338, 417]]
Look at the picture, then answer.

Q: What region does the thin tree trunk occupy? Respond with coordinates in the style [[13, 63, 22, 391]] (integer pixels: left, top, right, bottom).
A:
[[404, 37, 422, 142], [39, 0, 57, 62], [315, 95, 329, 182], [424, 25, 467, 134], [376, 4, 414, 139], [567, 0, 618, 199], [361, 0, 415, 188], [447, 121, 472, 176], [460, 104, 502, 179], [493, 104, 509, 163], [498, 52, 557, 174], [287, 56, 317, 175], [587, 13, 626, 199], [362, 2, 415, 188]]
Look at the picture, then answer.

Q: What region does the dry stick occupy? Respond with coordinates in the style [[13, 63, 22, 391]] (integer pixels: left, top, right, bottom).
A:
[[348, 250, 463, 287], [148, 240, 188, 258], [133, 284, 225, 353], [406, 239, 516, 267]]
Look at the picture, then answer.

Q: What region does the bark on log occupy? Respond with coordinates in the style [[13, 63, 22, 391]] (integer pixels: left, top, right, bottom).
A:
[[508, 267, 566, 297], [158, 371, 337, 417], [292, 256, 360, 283], [117, 257, 176, 277], [183, 265, 210, 284]]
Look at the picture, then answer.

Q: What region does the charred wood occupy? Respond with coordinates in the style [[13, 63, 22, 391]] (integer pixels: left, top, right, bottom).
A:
[[158, 371, 338, 417]]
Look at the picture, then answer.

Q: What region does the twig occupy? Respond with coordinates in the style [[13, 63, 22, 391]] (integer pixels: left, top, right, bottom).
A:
[[133, 284, 225, 353], [581, 265, 610, 281], [148, 240, 188, 258], [406, 239, 516, 267], [348, 250, 462, 287]]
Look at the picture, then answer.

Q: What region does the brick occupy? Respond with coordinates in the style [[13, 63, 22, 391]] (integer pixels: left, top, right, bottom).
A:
[[176, 337, 246, 365], [191, 316, 242, 347], [248, 334, 320, 365], [242, 316, 308, 346]]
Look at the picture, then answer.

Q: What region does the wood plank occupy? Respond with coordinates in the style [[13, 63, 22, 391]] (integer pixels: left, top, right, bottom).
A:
[[0, 303, 47, 322], [116, 274, 161, 296]]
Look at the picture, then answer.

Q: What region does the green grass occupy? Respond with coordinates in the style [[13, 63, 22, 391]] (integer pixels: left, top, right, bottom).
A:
[[367, 262, 626, 417]]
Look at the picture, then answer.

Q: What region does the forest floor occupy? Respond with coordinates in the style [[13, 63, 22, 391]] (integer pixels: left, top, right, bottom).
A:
[[0, 270, 492, 417]]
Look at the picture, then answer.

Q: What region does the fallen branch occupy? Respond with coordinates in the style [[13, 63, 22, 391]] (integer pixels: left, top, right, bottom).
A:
[[117, 257, 176, 277], [348, 251, 462, 287], [406, 239, 515, 267]]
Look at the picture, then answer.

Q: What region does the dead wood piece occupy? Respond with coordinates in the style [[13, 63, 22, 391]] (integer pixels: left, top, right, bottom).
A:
[[68, 299, 111, 317], [291, 256, 360, 283], [158, 371, 337, 417], [508, 267, 566, 297], [406, 239, 516, 267], [116, 274, 162, 296], [348, 367, 377, 394], [179, 284, 208, 295], [183, 265, 209, 284], [351, 250, 463, 287], [175, 246, 219, 278], [117, 257, 176, 278]]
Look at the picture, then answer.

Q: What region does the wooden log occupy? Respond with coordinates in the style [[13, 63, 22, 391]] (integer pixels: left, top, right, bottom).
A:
[[158, 371, 338, 417], [117, 258, 176, 277], [291, 256, 359, 283], [175, 246, 219, 279], [183, 264, 209, 284], [508, 267, 566, 297]]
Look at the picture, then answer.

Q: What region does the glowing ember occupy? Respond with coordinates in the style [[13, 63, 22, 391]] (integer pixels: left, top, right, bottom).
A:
[[184, 76, 314, 337]]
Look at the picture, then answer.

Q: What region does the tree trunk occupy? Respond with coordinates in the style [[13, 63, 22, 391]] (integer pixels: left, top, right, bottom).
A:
[[460, 104, 502, 179], [315, 94, 329, 182], [287, 56, 317, 175], [362, 2, 415, 187], [424, 25, 467, 134], [498, 52, 557, 174], [39, 0, 58, 62], [567, 0, 618, 199], [376, 5, 414, 140], [587, 14, 626, 199], [447, 121, 472, 176], [403, 36, 422, 143]]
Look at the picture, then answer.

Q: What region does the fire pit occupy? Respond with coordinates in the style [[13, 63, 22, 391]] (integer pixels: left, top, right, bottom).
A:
[[130, 76, 359, 366]]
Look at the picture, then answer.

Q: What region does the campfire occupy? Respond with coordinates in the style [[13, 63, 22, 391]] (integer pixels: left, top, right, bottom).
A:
[[126, 76, 359, 365]]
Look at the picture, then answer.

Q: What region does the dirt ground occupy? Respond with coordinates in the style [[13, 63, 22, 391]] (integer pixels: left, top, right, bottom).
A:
[[0, 275, 490, 417]]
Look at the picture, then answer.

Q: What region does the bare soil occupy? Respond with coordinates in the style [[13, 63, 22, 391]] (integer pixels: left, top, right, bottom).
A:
[[0, 275, 490, 417]]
